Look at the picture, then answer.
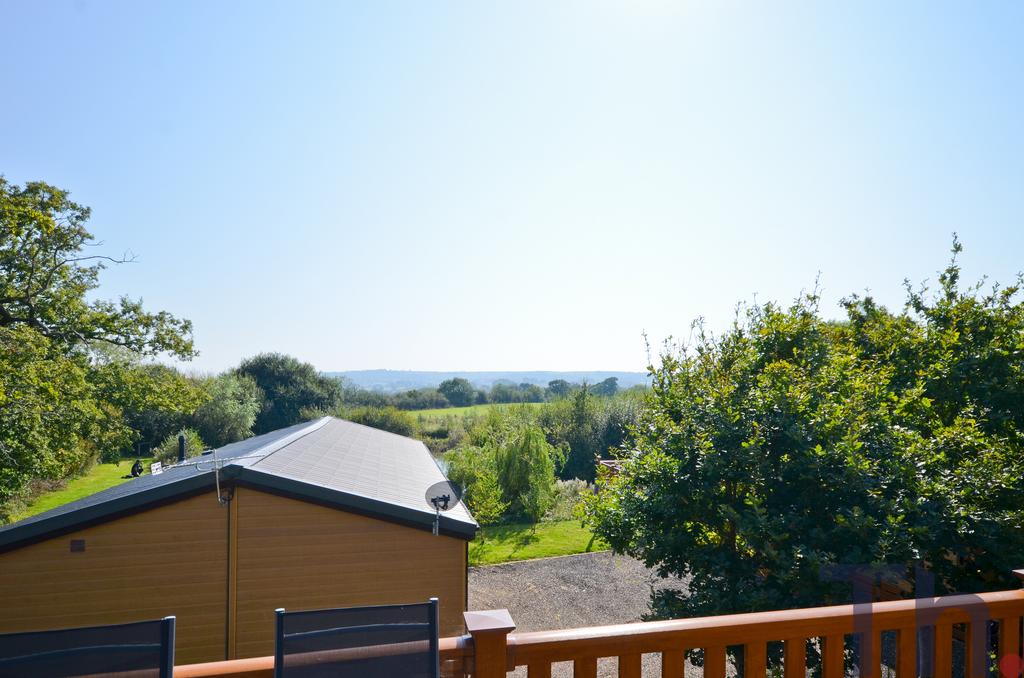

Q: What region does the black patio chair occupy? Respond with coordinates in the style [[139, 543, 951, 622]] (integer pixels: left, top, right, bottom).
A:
[[274, 598, 439, 678], [0, 616, 175, 678]]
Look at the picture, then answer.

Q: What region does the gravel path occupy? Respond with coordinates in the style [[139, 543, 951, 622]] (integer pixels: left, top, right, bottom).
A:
[[468, 551, 692, 677]]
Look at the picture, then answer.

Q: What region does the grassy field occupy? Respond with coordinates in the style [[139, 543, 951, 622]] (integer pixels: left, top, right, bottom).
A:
[[469, 520, 608, 566], [412, 402, 545, 425], [12, 459, 147, 522]]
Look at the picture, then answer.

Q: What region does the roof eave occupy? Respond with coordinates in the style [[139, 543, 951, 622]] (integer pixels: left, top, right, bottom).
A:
[[236, 467, 479, 540], [0, 472, 219, 553]]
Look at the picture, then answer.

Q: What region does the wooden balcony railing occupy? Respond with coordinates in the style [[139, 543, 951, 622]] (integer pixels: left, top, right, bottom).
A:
[[176, 570, 1024, 678]]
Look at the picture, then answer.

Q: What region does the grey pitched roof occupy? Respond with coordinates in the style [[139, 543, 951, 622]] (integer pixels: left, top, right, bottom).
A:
[[0, 417, 477, 551]]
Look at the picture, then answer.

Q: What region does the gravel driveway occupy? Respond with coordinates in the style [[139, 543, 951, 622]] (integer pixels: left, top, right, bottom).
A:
[[468, 551, 692, 677]]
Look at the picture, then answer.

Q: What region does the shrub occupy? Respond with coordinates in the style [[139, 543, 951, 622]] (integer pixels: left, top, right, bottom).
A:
[[345, 406, 416, 437], [153, 429, 206, 465], [544, 478, 592, 521]]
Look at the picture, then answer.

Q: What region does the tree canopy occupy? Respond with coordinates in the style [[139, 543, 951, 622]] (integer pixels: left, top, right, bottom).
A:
[[236, 353, 341, 433], [191, 373, 262, 448], [438, 377, 475, 407], [0, 178, 194, 357], [585, 241, 1024, 618], [0, 179, 198, 516]]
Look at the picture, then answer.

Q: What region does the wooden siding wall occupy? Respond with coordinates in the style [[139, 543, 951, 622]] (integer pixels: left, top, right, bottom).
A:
[[231, 488, 467, 659], [0, 492, 228, 665]]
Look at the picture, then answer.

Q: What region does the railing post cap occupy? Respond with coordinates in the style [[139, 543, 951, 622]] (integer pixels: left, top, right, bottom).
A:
[[464, 609, 516, 635]]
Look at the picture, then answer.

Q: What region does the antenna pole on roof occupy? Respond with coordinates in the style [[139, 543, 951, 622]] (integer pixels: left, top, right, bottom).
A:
[[213, 447, 227, 506]]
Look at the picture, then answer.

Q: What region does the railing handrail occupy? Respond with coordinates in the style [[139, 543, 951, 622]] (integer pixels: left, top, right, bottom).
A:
[[173, 584, 1024, 677], [507, 588, 1024, 666], [176, 634, 472, 677]]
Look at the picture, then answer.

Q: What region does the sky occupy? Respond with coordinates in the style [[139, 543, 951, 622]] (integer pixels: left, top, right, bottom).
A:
[[2, 1, 1022, 374]]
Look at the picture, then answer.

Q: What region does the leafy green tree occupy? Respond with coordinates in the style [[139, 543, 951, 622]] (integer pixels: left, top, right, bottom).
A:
[[93, 360, 207, 461], [444, 444, 508, 526], [0, 179, 197, 513], [438, 378, 475, 407], [546, 379, 573, 398], [392, 388, 449, 410], [0, 178, 194, 356], [585, 243, 1024, 620], [346, 406, 417, 437], [0, 326, 97, 510], [495, 425, 558, 522], [592, 376, 619, 397], [192, 373, 263, 447], [468, 469, 509, 526], [236, 353, 341, 433]]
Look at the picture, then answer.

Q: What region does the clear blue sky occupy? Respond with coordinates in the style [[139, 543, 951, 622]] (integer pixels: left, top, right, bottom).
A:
[[3, 1, 1022, 374]]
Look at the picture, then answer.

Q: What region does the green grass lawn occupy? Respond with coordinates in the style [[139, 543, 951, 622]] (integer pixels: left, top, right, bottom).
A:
[[412, 402, 545, 424], [469, 519, 608, 566], [12, 459, 147, 522]]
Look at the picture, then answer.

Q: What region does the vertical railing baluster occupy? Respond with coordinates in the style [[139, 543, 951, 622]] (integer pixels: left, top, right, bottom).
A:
[[823, 635, 844, 678], [662, 649, 685, 678], [745, 642, 767, 678], [933, 623, 952, 678], [784, 638, 806, 678], [618, 653, 641, 678], [966, 622, 992, 678], [896, 627, 916, 678], [1000, 617, 1022, 676], [705, 644, 727, 678], [574, 657, 598, 678], [858, 630, 883, 678], [528, 663, 552, 678]]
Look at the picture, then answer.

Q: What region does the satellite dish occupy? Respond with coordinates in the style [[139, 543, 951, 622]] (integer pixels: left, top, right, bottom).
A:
[[425, 481, 462, 512], [425, 481, 463, 535]]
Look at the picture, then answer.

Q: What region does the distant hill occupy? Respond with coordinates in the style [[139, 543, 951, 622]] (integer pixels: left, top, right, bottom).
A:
[[327, 370, 650, 393]]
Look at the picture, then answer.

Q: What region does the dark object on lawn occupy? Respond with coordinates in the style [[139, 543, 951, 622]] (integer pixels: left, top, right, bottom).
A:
[[274, 599, 439, 677], [0, 616, 175, 678], [131, 459, 144, 478]]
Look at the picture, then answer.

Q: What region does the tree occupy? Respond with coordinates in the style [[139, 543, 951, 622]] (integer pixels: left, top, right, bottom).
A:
[[0, 326, 96, 509], [546, 379, 573, 398], [438, 378, 475, 407], [392, 388, 449, 410], [495, 425, 558, 522], [541, 387, 603, 482], [192, 373, 263, 447], [584, 243, 1024, 620], [592, 377, 619, 397], [236, 353, 341, 433], [0, 179, 197, 514], [444, 444, 508, 526], [0, 178, 194, 356], [93, 359, 207, 461]]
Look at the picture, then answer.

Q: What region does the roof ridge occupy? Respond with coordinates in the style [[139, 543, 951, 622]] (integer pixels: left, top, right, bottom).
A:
[[331, 416, 432, 448], [247, 416, 332, 467]]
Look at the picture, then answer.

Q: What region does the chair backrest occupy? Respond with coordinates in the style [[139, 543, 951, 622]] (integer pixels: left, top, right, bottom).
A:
[[274, 598, 439, 678], [0, 616, 175, 678]]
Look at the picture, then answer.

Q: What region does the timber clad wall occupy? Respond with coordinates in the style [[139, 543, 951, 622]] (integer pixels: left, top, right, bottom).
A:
[[0, 493, 228, 665], [0, 487, 468, 663], [232, 488, 467, 659]]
